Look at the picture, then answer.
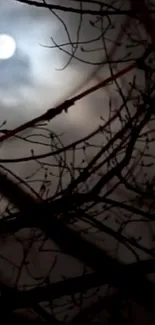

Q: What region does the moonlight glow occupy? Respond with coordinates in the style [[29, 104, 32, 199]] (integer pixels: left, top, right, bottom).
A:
[[0, 34, 16, 59]]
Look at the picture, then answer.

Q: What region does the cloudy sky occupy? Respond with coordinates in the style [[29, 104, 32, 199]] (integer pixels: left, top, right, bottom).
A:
[[0, 0, 128, 128]]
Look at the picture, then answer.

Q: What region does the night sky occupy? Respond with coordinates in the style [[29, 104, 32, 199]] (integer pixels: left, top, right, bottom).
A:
[[0, 0, 118, 128]]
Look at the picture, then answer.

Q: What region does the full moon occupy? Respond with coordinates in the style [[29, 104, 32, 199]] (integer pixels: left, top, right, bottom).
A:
[[0, 34, 16, 60]]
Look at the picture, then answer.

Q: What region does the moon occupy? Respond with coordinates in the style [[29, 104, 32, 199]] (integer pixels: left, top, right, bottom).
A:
[[0, 34, 16, 60]]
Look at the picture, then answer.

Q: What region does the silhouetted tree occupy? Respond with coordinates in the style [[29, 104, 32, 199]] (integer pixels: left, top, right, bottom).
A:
[[0, 1, 155, 324]]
